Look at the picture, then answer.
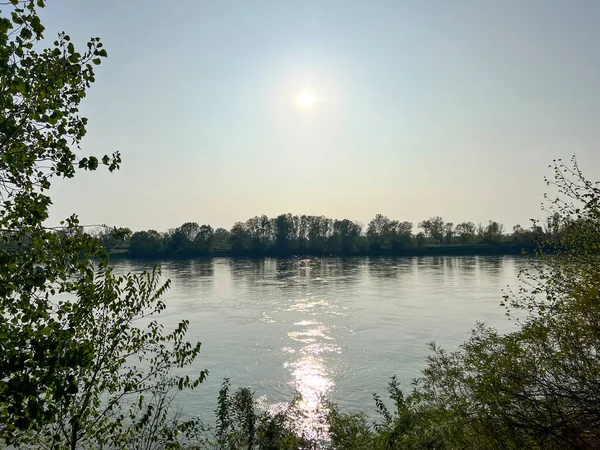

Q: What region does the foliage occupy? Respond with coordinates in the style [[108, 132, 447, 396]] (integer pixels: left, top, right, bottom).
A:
[[0, 1, 204, 447], [208, 379, 317, 450], [97, 226, 132, 250], [12, 266, 207, 449], [327, 376, 455, 450], [404, 157, 600, 449], [121, 212, 541, 258]]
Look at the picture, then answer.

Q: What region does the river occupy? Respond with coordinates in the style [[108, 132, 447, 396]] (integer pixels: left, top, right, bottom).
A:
[[110, 255, 526, 438]]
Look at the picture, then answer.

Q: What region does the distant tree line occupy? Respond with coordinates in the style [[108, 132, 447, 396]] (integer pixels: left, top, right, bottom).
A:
[[91, 213, 563, 258]]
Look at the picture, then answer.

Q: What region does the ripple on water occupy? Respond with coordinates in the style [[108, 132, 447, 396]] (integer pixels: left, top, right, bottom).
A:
[[285, 299, 330, 312], [107, 256, 521, 443], [281, 310, 339, 441], [294, 319, 320, 326], [288, 355, 333, 441]]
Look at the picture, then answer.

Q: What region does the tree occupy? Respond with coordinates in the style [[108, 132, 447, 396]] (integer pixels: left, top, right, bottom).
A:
[[297, 215, 309, 251], [367, 216, 413, 253], [17, 267, 206, 449], [0, 2, 203, 445], [306, 215, 331, 254], [209, 227, 231, 252], [419, 217, 445, 244], [97, 226, 132, 251], [389, 220, 413, 252], [194, 224, 213, 253], [244, 215, 273, 254], [481, 220, 504, 243], [512, 224, 535, 248], [229, 222, 250, 252], [274, 213, 298, 254], [455, 221, 476, 244], [367, 214, 391, 253], [409, 158, 600, 448], [168, 221, 200, 254], [129, 229, 164, 256], [443, 222, 454, 244], [331, 219, 364, 254]]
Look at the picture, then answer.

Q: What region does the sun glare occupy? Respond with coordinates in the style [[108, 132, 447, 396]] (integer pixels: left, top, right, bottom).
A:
[[297, 89, 316, 108]]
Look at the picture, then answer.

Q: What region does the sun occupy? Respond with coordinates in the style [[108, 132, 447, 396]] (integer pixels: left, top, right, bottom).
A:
[[297, 88, 317, 108]]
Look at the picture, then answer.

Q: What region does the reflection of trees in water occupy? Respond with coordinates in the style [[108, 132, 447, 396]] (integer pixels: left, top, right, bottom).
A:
[[108, 259, 218, 305], [119, 256, 517, 291], [225, 257, 366, 287], [456, 256, 477, 272], [415, 256, 446, 272], [192, 260, 214, 278], [337, 257, 362, 273], [478, 256, 504, 277], [111, 259, 156, 274], [366, 257, 415, 279], [275, 259, 298, 280], [228, 258, 268, 283], [412, 256, 508, 279], [228, 258, 296, 285], [159, 260, 215, 294]]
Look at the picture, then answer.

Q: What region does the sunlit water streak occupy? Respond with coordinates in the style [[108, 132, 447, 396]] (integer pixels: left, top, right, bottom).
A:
[[282, 316, 340, 440], [109, 256, 525, 439]]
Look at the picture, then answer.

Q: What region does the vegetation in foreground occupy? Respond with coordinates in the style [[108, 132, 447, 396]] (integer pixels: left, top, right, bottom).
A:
[[1, 3, 204, 448], [2, 1, 600, 448]]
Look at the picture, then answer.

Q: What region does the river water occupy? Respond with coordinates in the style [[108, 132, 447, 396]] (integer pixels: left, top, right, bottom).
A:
[[110, 256, 525, 437]]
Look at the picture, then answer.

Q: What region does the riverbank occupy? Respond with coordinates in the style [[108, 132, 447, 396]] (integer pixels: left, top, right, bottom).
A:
[[107, 242, 535, 259]]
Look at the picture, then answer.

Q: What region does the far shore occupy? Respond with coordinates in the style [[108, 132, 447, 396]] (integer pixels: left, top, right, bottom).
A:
[[106, 242, 536, 260]]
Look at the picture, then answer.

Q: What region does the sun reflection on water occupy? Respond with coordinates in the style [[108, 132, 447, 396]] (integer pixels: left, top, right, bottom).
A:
[[282, 312, 341, 441]]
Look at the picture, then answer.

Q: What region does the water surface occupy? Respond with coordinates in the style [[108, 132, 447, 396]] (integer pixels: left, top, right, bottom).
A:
[[111, 256, 524, 436]]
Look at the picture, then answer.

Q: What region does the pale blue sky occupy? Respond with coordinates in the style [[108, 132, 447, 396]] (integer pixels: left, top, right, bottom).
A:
[[42, 1, 600, 232]]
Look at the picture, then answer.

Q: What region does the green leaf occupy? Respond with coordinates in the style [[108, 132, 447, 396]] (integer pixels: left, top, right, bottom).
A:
[[88, 156, 98, 170]]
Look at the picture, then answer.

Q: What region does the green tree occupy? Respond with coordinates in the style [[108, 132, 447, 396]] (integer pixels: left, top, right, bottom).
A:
[[230, 221, 251, 252], [389, 220, 413, 252], [455, 221, 476, 243], [274, 213, 298, 254], [194, 224, 214, 253], [481, 220, 504, 243], [209, 227, 231, 252], [331, 219, 363, 255], [419, 216, 445, 244], [129, 229, 165, 257], [443, 222, 454, 244], [244, 215, 273, 254], [211, 378, 319, 449], [409, 158, 600, 448], [306, 215, 331, 254], [0, 2, 204, 445], [20, 267, 206, 449], [97, 226, 132, 251], [168, 221, 200, 254], [367, 214, 391, 253]]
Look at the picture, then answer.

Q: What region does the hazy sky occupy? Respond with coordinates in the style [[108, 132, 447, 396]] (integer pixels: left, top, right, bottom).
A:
[[41, 1, 600, 232]]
